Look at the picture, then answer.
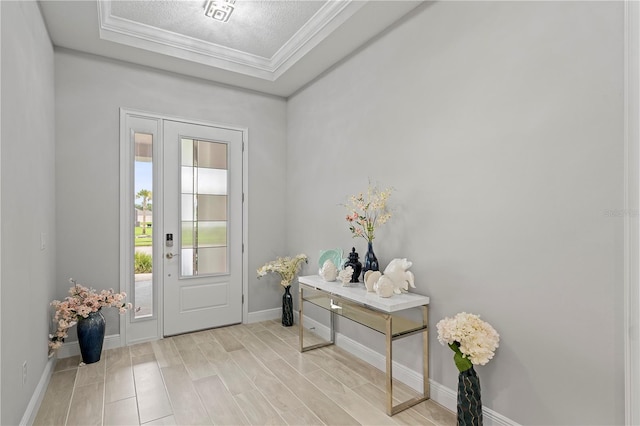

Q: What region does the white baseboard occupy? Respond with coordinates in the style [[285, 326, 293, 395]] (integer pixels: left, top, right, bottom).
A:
[[298, 312, 520, 426], [246, 307, 281, 323], [20, 356, 55, 425], [56, 334, 123, 359]]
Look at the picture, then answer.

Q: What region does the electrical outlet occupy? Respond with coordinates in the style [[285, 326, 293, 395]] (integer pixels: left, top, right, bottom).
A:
[[22, 361, 27, 386]]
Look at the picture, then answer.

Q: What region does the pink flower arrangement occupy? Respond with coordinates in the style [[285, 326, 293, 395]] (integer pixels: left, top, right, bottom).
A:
[[344, 182, 392, 242], [48, 278, 132, 356]]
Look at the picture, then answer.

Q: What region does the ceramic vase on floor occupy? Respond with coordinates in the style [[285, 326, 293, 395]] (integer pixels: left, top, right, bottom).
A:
[[457, 366, 483, 426], [77, 310, 106, 364], [282, 285, 294, 327]]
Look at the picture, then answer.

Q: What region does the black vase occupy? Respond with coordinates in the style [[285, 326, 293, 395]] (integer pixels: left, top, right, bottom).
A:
[[282, 286, 294, 327], [457, 366, 483, 426], [362, 241, 379, 280], [343, 247, 362, 282], [77, 310, 106, 364]]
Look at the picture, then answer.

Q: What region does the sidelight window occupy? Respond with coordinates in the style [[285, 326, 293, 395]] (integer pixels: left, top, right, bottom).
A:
[[134, 132, 154, 319]]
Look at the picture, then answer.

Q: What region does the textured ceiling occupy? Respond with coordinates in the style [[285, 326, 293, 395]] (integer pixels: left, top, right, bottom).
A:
[[38, 0, 424, 96], [109, 1, 326, 59], [97, 0, 360, 80]]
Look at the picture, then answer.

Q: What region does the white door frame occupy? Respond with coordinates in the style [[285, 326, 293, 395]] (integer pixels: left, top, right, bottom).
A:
[[162, 119, 243, 335], [119, 108, 249, 345], [625, 1, 640, 424]]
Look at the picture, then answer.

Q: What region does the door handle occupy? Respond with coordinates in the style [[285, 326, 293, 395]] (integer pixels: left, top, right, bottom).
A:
[[166, 252, 180, 259]]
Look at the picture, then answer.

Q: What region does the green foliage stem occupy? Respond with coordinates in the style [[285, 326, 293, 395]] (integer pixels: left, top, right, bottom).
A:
[[449, 342, 473, 372]]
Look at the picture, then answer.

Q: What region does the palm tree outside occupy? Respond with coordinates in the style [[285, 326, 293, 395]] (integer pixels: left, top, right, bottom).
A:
[[136, 189, 152, 235]]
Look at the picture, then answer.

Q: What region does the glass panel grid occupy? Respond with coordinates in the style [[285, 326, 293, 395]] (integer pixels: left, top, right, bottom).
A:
[[180, 138, 230, 277]]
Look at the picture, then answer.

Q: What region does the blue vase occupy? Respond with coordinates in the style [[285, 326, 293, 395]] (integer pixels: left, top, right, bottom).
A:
[[77, 310, 106, 364], [362, 241, 379, 280], [282, 286, 294, 327]]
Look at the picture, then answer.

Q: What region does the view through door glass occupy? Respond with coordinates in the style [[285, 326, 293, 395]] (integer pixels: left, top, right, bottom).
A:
[[134, 132, 153, 319], [163, 120, 243, 336]]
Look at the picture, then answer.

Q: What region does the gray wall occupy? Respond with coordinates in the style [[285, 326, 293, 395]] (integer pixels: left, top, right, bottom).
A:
[[54, 50, 288, 328], [2, 1, 628, 424], [287, 2, 624, 424], [0, 1, 56, 424]]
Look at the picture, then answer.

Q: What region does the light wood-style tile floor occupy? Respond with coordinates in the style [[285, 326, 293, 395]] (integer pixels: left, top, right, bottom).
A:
[[34, 320, 455, 425]]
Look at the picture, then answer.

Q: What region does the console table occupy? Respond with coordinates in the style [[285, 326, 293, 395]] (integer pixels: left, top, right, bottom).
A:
[[298, 275, 430, 416]]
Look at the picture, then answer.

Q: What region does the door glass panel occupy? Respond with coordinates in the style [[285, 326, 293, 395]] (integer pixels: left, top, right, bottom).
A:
[[197, 221, 227, 247], [134, 132, 153, 319], [180, 138, 229, 276], [181, 138, 194, 166], [197, 247, 227, 275], [181, 167, 193, 193], [181, 221, 195, 248], [197, 168, 227, 195], [198, 140, 227, 169], [197, 195, 227, 221], [181, 194, 194, 220], [181, 248, 194, 276]]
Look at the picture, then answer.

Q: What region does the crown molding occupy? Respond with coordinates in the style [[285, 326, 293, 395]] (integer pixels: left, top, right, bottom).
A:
[[97, 0, 364, 81]]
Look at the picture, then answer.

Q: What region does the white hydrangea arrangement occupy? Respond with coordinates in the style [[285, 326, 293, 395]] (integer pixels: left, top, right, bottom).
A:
[[436, 312, 500, 372]]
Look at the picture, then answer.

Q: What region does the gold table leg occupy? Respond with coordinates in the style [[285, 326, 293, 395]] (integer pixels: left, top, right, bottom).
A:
[[299, 286, 304, 352], [386, 314, 393, 415], [299, 285, 335, 352], [423, 305, 430, 399], [386, 305, 430, 416]]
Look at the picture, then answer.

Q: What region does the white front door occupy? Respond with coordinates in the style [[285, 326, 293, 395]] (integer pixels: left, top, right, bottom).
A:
[[163, 120, 243, 336]]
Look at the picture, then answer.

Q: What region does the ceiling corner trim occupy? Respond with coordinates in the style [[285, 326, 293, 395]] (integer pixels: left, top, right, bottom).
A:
[[270, 0, 367, 79]]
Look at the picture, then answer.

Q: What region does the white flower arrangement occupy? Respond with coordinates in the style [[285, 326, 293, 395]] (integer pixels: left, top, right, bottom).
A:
[[436, 312, 500, 372], [257, 254, 308, 287]]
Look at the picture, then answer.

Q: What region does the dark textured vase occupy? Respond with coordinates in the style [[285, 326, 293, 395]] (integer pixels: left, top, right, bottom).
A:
[[362, 241, 379, 280], [457, 366, 483, 426], [282, 286, 294, 327], [77, 310, 106, 364]]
